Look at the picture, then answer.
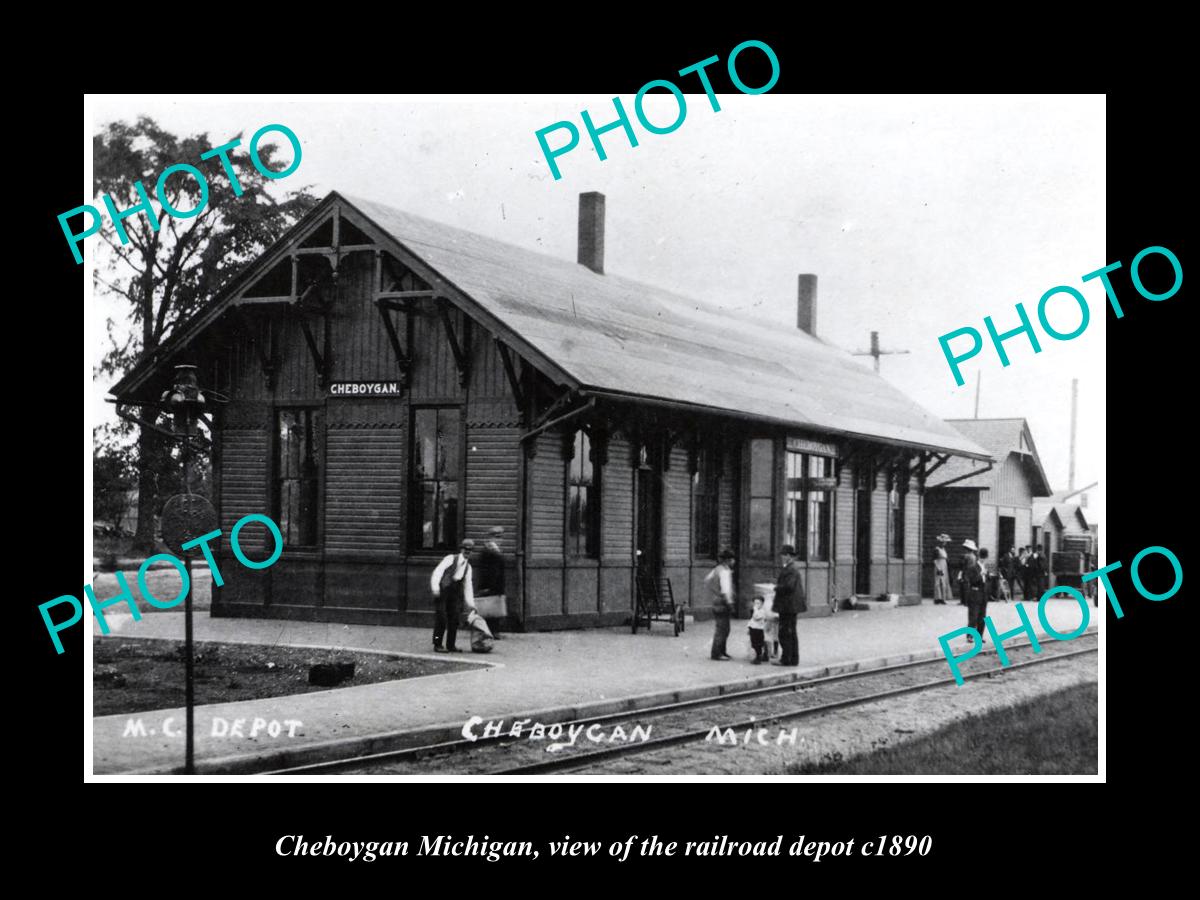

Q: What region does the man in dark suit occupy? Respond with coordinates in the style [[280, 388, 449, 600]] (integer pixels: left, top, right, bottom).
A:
[[772, 545, 806, 667], [1030, 548, 1048, 598]]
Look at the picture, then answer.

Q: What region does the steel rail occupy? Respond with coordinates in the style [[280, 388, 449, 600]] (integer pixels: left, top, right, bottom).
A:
[[267, 631, 1097, 776], [501, 645, 1099, 774]]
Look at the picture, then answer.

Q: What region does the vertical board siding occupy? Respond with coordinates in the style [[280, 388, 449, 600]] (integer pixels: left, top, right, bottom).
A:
[[904, 487, 920, 560], [663, 446, 691, 561], [871, 488, 887, 560], [466, 422, 520, 543], [325, 423, 405, 554], [836, 460, 856, 562], [603, 436, 634, 560], [994, 455, 1035, 507], [219, 428, 268, 552], [529, 431, 564, 558]]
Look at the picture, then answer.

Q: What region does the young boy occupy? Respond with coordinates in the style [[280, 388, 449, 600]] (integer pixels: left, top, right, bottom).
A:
[[748, 596, 768, 663]]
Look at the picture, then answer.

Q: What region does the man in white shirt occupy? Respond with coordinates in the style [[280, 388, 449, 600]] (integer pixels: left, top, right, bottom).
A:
[[430, 538, 476, 653], [705, 549, 736, 660]]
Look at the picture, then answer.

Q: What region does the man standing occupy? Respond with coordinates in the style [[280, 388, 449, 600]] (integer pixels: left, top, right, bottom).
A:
[[961, 539, 987, 644], [475, 526, 507, 637], [773, 545, 806, 667], [705, 549, 736, 660], [430, 538, 476, 653], [1017, 546, 1031, 601], [932, 533, 952, 605], [999, 546, 1016, 602], [1030, 547, 1048, 598]]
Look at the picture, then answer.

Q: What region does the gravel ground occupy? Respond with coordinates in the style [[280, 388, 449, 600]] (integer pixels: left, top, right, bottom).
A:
[[584, 650, 1098, 775], [331, 636, 1097, 775], [93, 636, 476, 716]]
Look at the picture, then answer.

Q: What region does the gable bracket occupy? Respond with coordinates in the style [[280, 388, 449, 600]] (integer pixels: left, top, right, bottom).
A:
[[495, 339, 527, 413], [436, 298, 471, 388], [374, 299, 411, 388]]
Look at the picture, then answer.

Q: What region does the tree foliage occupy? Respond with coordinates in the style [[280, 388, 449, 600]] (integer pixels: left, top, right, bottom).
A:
[[94, 116, 317, 550], [94, 116, 318, 377]]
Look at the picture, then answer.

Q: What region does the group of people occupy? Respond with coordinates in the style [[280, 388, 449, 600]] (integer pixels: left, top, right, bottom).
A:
[[932, 534, 1049, 608], [706, 545, 805, 667], [429, 528, 507, 654], [932, 533, 1053, 646]]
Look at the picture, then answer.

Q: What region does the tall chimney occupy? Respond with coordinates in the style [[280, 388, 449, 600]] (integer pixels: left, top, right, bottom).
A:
[[577, 191, 605, 274], [1068, 378, 1078, 490], [797, 274, 817, 335]]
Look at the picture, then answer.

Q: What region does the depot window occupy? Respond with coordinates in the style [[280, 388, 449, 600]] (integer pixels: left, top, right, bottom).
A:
[[784, 451, 833, 562], [748, 439, 775, 558], [276, 408, 321, 548], [566, 429, 600, 558], [692, 446, 720, 559], [890, 484, 906, 559], [410, 407, 462, 553]]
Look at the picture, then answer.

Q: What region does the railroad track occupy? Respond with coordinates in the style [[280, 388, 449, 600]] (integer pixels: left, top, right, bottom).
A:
[[267, 631, 1098, 776]]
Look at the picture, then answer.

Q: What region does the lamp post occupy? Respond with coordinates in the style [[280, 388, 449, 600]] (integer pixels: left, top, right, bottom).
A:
[[162, 365, 206, 775]]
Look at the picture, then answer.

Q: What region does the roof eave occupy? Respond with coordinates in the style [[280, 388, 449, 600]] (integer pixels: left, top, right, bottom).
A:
[[581, 387, 993, 460]]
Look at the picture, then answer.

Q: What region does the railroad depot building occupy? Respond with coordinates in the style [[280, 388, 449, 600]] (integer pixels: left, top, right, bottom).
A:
[[113, 191, 989, 630], [920, 417, 1052, 595]]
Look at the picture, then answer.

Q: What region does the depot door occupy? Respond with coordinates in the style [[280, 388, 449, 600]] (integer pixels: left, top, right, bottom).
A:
[[855, 486, 872, 594], [998, 515, 1015, 556], [635, 462, 662, 576]]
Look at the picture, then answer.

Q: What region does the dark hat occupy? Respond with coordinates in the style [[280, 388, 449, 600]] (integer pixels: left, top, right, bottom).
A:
[[936, 533, 952, 543], [780, 544, 797, 556], [718, 548, 736, 561], [460, 538, 476, 550], [488, 526, 505, 537]]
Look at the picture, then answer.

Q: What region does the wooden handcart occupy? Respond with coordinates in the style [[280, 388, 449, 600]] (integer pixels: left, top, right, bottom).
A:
[[633, 573, 685, 636]]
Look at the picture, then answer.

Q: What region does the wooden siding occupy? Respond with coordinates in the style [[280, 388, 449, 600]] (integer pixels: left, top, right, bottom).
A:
[[992, 454, 1036, 508], [465, 420, 520, 544], [922, 487, 982, 596], [904, 484, 921, 561], [325, 420, 404, 557], [529, 430, 565, 559], [663, 446, 691, 563], [603, 435, 634, 560], [219, 427, 268, 553]]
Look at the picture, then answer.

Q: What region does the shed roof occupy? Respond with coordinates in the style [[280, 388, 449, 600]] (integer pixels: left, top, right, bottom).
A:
[[929, 418, 1051, 494], [114, 191, 991, 459]]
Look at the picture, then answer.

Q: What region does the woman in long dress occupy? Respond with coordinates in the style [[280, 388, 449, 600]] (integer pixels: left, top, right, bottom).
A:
[[933, 533, 951, 605]]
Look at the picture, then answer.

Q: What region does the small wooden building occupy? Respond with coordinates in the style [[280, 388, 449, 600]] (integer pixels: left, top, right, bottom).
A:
[[921, 417, 1051, 595], [113, 191, 988, 629]]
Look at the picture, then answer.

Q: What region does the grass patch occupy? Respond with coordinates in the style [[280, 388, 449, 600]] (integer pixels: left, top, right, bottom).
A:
[[788, 682, 1097, 775], [94, 637, 479, 717]]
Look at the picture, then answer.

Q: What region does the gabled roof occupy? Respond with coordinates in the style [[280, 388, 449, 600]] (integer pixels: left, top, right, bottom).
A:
[[930, 418, 1052, 494], [114, 191, 991, 459], [1031, 499, 1064, 528]]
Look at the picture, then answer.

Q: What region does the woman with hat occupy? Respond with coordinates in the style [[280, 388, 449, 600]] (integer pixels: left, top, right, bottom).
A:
[[932, 533, 952, 605]]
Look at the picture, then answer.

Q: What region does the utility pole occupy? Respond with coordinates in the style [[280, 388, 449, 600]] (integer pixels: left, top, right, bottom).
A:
[[852, 330, 911, 373], [974, 371, 981, 419], [1069, 378, 1078, 491]]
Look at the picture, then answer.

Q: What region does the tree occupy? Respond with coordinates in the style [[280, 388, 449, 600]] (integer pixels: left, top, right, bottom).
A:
[[94, 116, 317, 552]]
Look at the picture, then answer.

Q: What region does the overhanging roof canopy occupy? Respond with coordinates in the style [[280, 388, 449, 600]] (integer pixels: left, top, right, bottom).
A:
[[114, 191, 991, 460]]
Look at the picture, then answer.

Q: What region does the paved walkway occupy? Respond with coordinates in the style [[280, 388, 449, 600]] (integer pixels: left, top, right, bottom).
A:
[[91, 598, 1101, 774]]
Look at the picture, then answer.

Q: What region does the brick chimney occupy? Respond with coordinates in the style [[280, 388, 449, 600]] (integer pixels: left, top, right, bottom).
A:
[[797, 274, 817, 335], [578, 191, 605, 274]]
